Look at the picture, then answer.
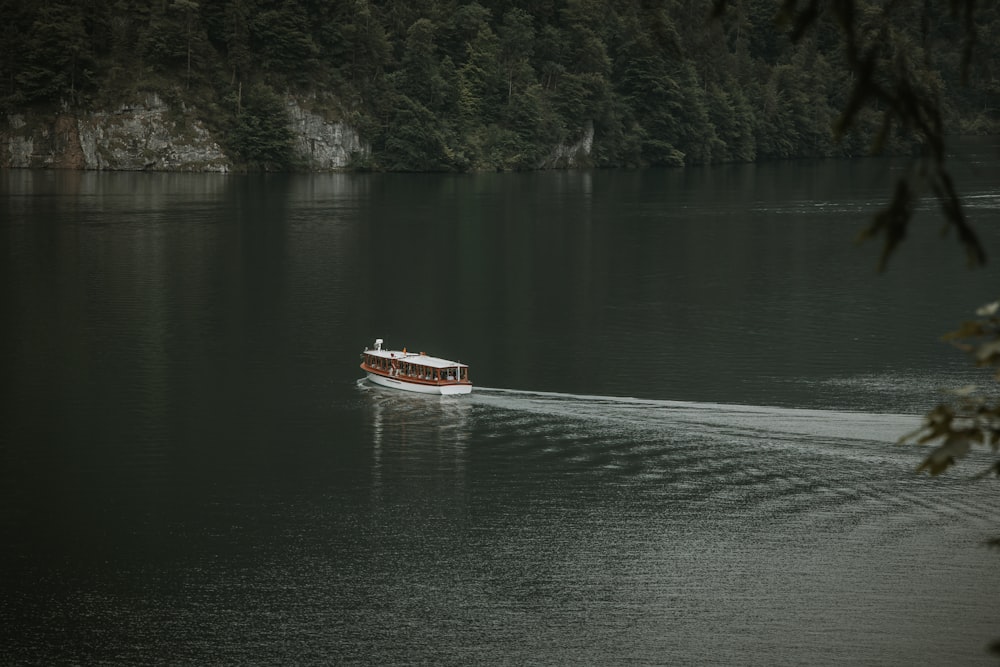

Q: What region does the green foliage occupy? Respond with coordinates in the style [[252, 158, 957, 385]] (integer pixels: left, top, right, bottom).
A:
[[14, 2, 97, 104], [900, 300, 1000, 478], [228, 83, 295, 170], [0, 0, 996, 170], [381, 91, 459, 171], [749, 0, 990, 270], [140, 0, 213, 90], [707, 82, 756, 162]]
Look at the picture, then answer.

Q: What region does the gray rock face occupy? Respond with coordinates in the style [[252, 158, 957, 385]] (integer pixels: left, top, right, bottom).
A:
[[4, 94, 230, 171], [79, 95, 230, 171], [3, 94, 370, 172], [539, 120, 594, 169], [2, 93, 586, 172], [286, 99, 369, 170]]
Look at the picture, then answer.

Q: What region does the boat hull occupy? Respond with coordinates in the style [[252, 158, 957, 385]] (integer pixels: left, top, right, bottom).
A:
[[366, 372, 472, 395]]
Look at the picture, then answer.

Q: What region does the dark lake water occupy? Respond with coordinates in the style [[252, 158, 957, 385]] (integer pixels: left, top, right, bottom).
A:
[[3, 141, 1000, 664]]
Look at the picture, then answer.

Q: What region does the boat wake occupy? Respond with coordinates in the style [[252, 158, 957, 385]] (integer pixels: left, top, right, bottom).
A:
[[468, 386, 918, 446], [354, 378, 1000, 539], [354, 377, 943, 468]]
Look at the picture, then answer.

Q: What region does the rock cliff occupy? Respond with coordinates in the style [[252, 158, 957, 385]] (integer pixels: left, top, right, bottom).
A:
[[1, 94, 590, 171], [540, 120, 594, 169], [2, 93, 370, 172], [3, 94, 230, 171], [286, 99, 368, 170]]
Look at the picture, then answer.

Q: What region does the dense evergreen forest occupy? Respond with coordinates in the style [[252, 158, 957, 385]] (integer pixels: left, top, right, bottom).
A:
[[1, 0, 997, 170]]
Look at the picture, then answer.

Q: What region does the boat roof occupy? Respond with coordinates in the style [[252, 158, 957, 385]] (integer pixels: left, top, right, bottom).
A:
[[364, 348, 467, 369]]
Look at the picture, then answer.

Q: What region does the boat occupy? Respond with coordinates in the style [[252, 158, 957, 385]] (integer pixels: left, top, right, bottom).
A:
[[360, 338, 472, 395]]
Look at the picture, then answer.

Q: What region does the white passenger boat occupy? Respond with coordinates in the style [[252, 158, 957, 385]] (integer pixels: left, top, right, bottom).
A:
[[361, 339, 472, 395]]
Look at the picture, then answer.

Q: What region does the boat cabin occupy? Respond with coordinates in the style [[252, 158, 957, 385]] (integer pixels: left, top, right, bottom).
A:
[[361, 347, 470, 387]]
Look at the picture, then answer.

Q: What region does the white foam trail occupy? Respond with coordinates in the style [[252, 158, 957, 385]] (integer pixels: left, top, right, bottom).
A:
[[470, 386, 920, 444]]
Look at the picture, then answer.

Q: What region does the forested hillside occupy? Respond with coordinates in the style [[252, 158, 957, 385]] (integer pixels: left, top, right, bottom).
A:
[[1, 0, 997, 171]]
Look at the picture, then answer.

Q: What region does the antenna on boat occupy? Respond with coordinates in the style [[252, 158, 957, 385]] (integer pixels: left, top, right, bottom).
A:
[[374, 338, 383, 351]]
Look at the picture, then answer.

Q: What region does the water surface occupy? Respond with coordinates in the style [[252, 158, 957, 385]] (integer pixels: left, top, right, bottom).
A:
[[3, 144, 1000, 664]]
